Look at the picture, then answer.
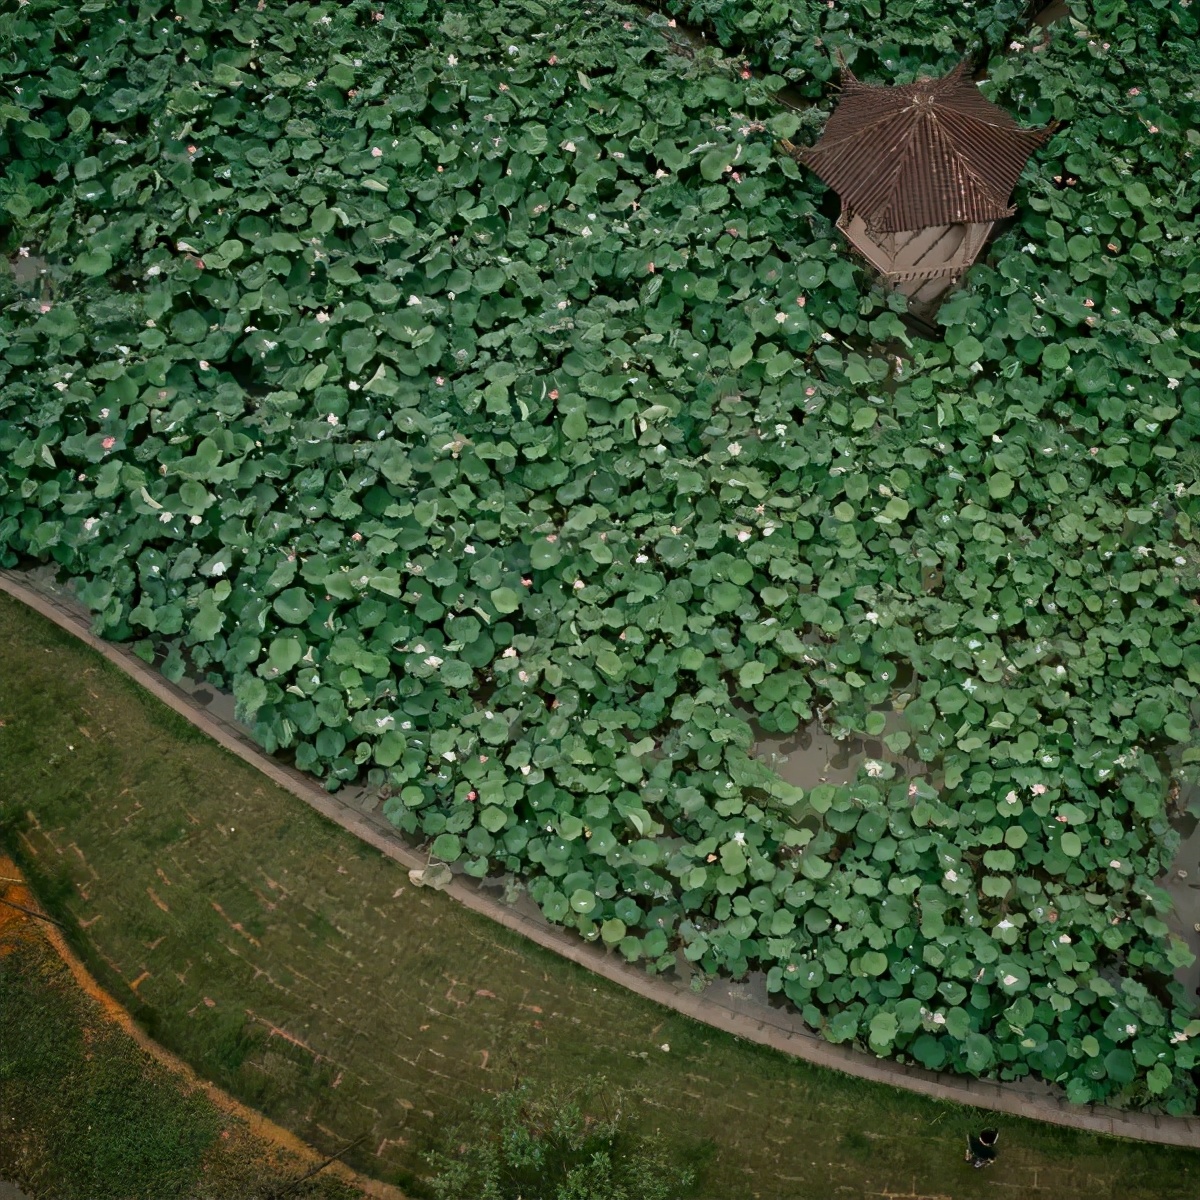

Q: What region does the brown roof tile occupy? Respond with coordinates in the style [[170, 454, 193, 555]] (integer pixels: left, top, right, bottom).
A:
[[798, 60, 1054, 233]]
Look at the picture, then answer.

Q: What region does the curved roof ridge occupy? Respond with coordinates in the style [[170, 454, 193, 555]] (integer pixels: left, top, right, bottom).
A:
[[796, 58, 1053, 233]]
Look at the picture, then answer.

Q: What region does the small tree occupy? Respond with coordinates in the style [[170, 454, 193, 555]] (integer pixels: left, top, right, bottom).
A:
[[425, 1077, 695, 1200]]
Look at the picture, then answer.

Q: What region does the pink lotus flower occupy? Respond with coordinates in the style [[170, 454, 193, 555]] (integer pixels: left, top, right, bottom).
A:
[[740, 67, 752, 79], [102, 436, 116, 450], [466, 790, 477, 800], [351, 532, 363, 542], [797, 296, 806, 307], [548, 54, 557, 64], [1031, 783, 1048, 795], [38, 302, 52, 313], [548, 388, 559, 400], [1128, 87, 1140, 96]]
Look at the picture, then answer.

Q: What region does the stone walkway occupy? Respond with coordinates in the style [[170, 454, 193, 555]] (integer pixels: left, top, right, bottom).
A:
[[2, 568, 1197, 1151]]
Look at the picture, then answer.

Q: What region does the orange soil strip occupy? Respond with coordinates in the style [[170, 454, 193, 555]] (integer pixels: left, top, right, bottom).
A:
[[0, 854, 408, 1200]]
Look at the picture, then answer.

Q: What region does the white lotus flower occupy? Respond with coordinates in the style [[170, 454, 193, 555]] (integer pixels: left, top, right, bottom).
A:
[[997, 919, 1014, 931], [728, 442, 742, 457], [573, 579, 585, 589], [1003, 974, 1019, 987], [210, 561, 227, 576], [326, 414, 339, 425], [502, 647, 518, 658], [159, 512, 173, 523], [732, 831, 746, 845], [944, 869, 958, 883], [864, 611, 879, 624], [1125, 1024, 1137, 1036], [423, 655, 443, 667]]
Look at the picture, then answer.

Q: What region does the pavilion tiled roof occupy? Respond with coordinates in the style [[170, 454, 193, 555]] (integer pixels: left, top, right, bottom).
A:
[[797, 60, 1054, 234]]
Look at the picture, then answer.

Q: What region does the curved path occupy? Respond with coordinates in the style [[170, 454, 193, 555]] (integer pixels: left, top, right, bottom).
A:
[[2, 569, 1198, 1152]]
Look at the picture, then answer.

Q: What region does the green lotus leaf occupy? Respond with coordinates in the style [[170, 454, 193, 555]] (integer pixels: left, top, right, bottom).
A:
[[530, 538, 562, 569], [273, 588, 314, 625], [601, 918, 626, 945], [490, 587, 521, 614], [859, 951, 888, 976], [431, 833, 462, 862], [74, 249, 112, 276], [374, 730, 407, 768]]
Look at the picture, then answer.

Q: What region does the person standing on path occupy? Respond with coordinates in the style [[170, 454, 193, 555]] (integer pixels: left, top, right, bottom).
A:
[[965, 1128, 999, 1169]]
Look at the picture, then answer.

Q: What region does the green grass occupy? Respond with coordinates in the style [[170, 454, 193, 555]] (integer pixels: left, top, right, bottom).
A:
[[0, 939, 218, 1199], [0, 903, 363, 1199], [2, 590, 1200, 1199]]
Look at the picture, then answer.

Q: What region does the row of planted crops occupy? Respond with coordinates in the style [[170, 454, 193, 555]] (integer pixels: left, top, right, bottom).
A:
[[2, 0, 1199, 1112]]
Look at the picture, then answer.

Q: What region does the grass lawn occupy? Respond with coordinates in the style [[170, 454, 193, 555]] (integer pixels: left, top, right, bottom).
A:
[[2, 590, 1199, 1199], [0, 853, 368, 1200]]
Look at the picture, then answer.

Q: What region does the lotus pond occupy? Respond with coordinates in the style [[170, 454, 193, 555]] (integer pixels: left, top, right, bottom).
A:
[[2, 0, 1200, 1114], [6, 591, 1200, 1199]]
